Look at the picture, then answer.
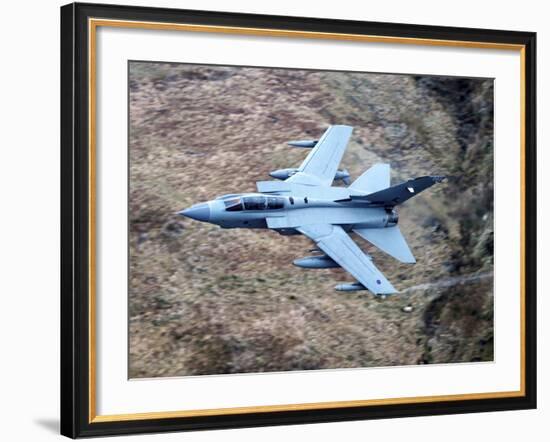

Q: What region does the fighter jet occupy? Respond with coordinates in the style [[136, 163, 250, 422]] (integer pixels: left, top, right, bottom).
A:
[[179, 125, 445, 296]]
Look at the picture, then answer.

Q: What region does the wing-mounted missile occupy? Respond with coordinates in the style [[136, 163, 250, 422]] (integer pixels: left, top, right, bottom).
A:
[[335, 282, 390, 298], [270, 167, 350, 183], [270, 168, 298, 180], [287, 139, 318, 148], [334, 282, 367, 291], [293, 255, 340, 269]]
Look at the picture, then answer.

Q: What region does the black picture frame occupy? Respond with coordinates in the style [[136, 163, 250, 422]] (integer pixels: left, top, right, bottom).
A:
[[61, 2, 537, 438]]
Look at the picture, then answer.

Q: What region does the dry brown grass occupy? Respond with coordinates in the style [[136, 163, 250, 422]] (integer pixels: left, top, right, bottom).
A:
[[128, 62, 494, 378]]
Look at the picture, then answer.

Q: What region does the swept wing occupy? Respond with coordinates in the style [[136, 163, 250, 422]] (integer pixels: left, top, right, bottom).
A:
[[286, 125, 353, 187], [297, 224, 397, 295]]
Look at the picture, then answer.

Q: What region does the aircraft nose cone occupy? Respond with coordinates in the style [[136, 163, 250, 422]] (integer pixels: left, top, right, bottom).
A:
[[178, 203, 210, 222]]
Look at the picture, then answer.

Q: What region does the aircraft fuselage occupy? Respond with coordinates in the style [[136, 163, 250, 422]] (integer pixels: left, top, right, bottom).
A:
[[178, 124, 443, 294], [181, 193, 398, 233]]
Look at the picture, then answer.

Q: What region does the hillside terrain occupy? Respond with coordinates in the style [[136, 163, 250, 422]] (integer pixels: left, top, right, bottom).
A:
[[128, 62, 494, 377]]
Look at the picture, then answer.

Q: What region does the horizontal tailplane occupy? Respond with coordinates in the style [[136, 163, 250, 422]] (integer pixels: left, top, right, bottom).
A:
[[353, 226, 416, 264], [349, 163, 390, 194]]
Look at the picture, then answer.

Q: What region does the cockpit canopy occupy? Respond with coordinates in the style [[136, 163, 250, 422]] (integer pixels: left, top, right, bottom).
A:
[[223, 196, 285, 212]]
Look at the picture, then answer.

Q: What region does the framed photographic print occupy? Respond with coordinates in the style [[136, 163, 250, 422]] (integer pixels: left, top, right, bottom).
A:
[[60, 2, 536, 438]]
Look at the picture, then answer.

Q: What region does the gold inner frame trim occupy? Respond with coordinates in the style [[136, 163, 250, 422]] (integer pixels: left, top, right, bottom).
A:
[[88, 17, 527, 424]]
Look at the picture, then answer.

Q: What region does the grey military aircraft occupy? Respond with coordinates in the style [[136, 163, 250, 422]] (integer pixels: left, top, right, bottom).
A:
[[179, 125, 445, 295]]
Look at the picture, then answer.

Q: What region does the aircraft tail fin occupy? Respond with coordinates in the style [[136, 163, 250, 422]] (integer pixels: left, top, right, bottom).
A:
[[353, 176, 445, 206], [349, 163, 390, 194], [353, 225, 416, 264]]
